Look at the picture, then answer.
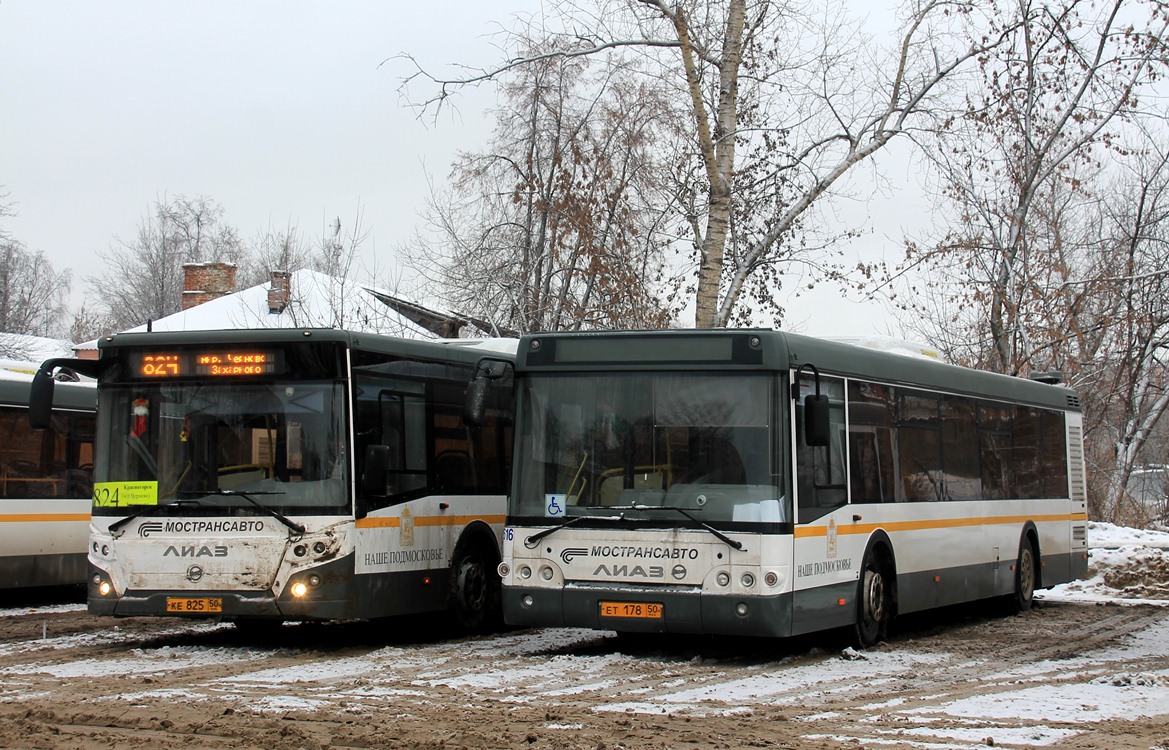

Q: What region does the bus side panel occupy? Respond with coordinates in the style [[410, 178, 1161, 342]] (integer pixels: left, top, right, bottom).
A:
[[353, 494, 505, 618], [0, 499, 90, 588], [790, 581, 856, 635], [0, 552, 87, 589]]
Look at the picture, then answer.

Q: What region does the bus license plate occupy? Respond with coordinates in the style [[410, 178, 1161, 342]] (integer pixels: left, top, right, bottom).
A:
[[599, 601, 663, 619], [166, 597, 223, 614]]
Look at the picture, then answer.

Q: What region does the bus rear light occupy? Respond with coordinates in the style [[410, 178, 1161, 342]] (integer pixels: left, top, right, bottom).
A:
[[497, 562, 511, 577], [763, 571, 779, 587], [838, 598, 847, 606]]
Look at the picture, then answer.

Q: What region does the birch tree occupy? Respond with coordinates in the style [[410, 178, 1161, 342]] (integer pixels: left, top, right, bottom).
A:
[[1086, 141, 1169, 523], [397, 0, 1017, 328]]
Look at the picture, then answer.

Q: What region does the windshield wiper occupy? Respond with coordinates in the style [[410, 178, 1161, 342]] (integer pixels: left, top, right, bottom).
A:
[[524, 514, 589, 548], [108, 499, 200, 536], [610, 504, 745, 551], [178, 489, 305, 536]]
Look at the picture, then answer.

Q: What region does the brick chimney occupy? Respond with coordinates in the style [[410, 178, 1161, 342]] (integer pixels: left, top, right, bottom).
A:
[[181, 262, 237, 310], [267, 270, 291, 314]]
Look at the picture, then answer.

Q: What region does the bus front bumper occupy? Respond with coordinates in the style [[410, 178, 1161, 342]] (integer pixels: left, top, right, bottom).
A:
[[86, 555, 358, 621], [503, 585, 793, 638]]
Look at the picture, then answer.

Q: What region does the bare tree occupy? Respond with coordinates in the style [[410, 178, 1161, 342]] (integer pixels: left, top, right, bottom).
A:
[[888, 0, 1169, 375], [397, 0, 1018, 328], [88, 194, 245, 332], [874, 0, 1169, 524], [408, 47, 675, 333], [0, 240, 71, 348], [0, 193, 72, 354], [237, 221, 313, 289], [1082, 138, 1169, 524]]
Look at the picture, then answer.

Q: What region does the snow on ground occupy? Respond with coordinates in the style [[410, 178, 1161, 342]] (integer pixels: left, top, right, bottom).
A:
[[3, 522, 1168, 749], [1040, 521, 1169, 605]]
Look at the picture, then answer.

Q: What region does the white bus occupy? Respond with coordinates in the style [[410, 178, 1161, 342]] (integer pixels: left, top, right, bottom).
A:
[[0, 360, 96, 589], [32, 329, 515, 630], [482, 330, 1088, 645]]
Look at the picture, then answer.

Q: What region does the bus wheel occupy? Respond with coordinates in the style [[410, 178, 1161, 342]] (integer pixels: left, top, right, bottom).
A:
[[1008, 540, 1037, 614], [450, 544, 501, 633], [853, 553, 891, 648]]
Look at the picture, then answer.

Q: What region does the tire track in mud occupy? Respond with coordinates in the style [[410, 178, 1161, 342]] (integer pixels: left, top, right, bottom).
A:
[[1, 598, 1168, 749]]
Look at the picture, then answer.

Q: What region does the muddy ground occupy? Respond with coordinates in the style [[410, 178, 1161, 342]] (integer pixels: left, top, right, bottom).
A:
[[0, 589, 1166, 750]]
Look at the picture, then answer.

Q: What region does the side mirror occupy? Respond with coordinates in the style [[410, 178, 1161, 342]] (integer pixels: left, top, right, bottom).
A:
[[804, 394, 831, 447], [28, 368, 56, 430], [463, 358, 512, 427], [464, 377, 489, 427], [361, 444, 390, 497]]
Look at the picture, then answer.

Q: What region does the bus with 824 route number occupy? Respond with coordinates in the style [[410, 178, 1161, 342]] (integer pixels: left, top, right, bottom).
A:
[[468, 329, 1088, 645], [32, 328, 515, 630]]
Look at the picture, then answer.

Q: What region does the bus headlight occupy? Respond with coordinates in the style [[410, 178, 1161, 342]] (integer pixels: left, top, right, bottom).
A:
[[764, 571, 779, 587], [290, 581, 309, 598], [716, 571, 731, 587], [518, 565, 532, 580], [741, 572, 756, 588], [497, 562, 511, 578], [539, 566, 554, 581], [97, 580, 112, 597]]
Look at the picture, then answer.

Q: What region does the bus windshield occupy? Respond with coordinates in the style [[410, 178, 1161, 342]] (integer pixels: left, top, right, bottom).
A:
[[94, 380, 348, 515], [513, 372, 785, 523]]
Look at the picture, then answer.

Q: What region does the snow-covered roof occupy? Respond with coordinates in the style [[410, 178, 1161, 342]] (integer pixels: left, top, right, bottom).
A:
[[827, 334, 944, 361], [77, 269, 493, 350], [0, 333, 75, 362]]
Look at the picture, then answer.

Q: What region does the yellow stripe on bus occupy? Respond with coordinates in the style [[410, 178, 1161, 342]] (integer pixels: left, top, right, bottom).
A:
[[0, 514, 91, 523], [794, 511, 1089, 538], [355, 514, 506, 529]]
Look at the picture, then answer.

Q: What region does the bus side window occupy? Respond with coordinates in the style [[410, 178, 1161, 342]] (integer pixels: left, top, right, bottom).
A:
[[896, 391, 943, 501], [353, 378, 428, 514], [847, 381, 895, 503], [796, 375, 846, 523]]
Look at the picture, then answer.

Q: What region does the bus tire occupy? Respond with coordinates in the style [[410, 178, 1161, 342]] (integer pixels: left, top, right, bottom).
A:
[[853, 549, 892, 648], [1008, 538, 1038, 614], [449, 542, 501, 633]]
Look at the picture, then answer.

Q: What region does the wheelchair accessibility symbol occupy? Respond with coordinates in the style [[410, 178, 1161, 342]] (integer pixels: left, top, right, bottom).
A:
[[544, 494, 566, 518]]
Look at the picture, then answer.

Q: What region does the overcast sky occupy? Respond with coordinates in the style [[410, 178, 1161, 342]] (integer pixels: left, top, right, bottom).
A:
[[1, 0, 907, 338]]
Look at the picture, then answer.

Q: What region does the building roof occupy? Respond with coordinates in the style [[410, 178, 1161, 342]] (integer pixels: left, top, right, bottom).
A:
[[76, 269, 491, 351]]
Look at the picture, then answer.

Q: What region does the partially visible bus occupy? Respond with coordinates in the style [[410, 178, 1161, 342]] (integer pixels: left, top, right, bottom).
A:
[[1, 360, 96, 588], [32, 330, 515, 629], [487, 330, 1088, 645]]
